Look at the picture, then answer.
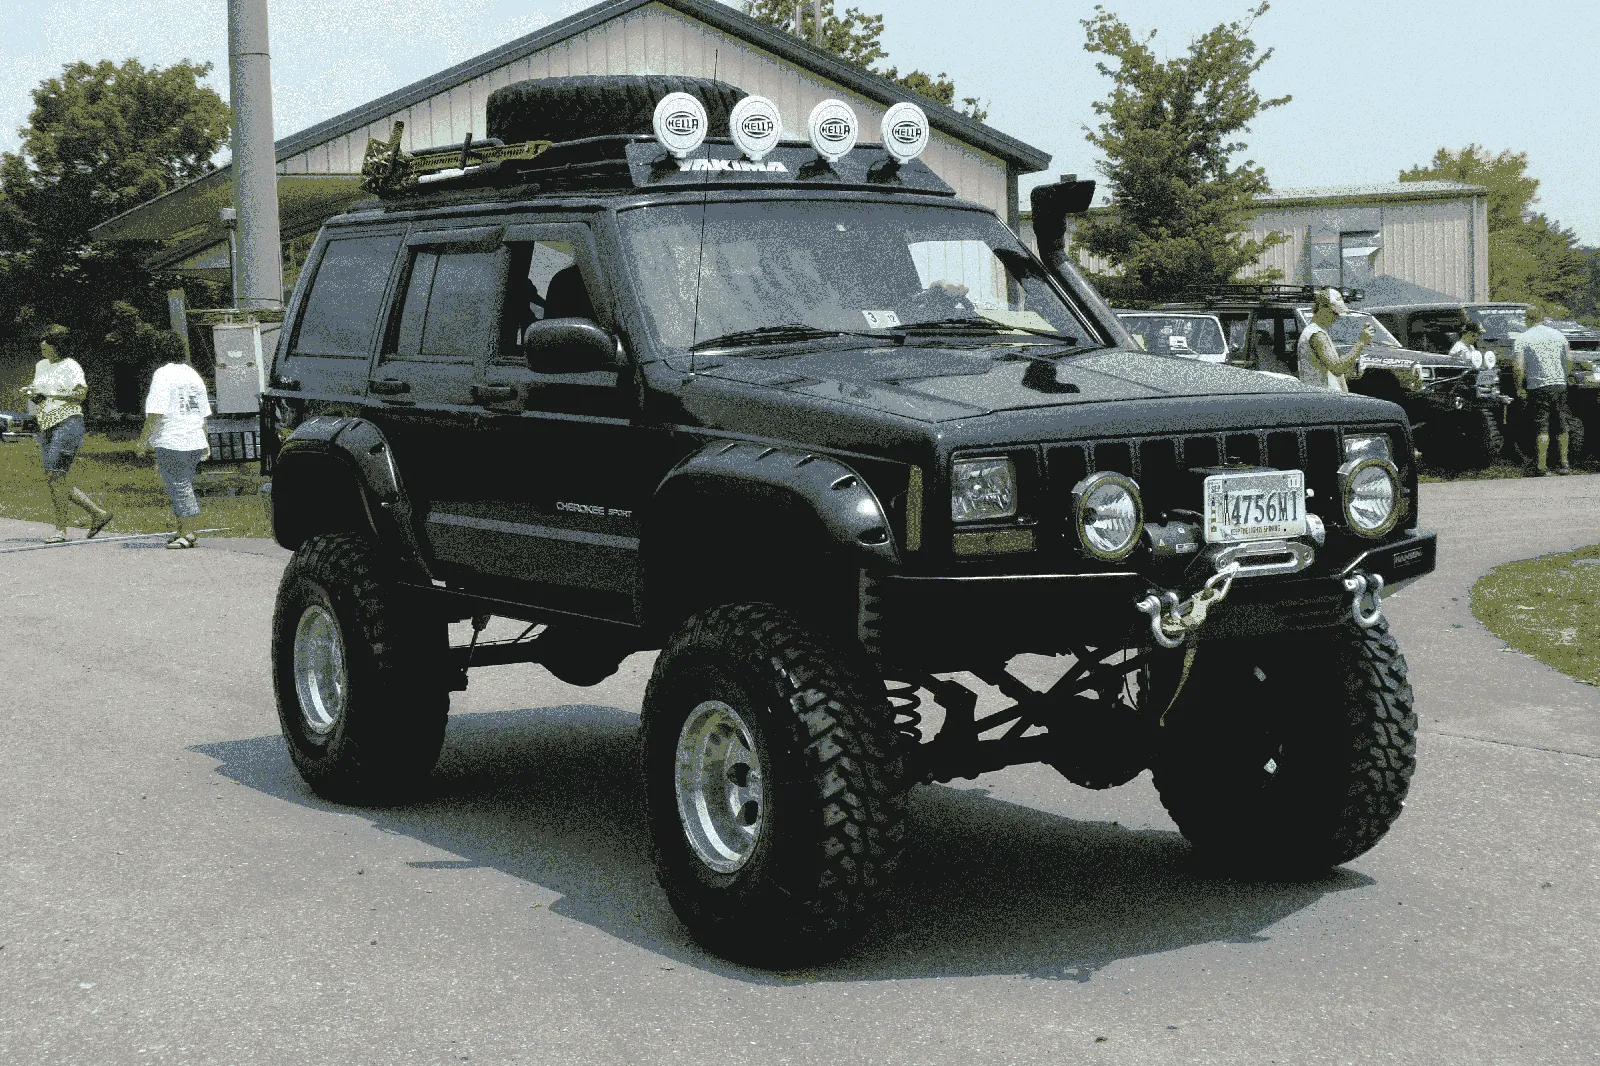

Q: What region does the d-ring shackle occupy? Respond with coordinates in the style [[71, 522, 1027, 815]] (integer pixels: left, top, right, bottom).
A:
[[1342, 572, 1385, 628]]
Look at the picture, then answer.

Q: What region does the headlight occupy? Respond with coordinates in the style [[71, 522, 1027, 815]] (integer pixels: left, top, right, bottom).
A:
[[951, 457, 1017, 522], [1343, 433, 1392, 464], [1338, 458, 1400, 537], [1071, 472, 1143, 560]]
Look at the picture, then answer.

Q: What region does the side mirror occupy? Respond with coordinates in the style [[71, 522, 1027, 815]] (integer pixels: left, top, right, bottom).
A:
[[522, 318, 619, 375]]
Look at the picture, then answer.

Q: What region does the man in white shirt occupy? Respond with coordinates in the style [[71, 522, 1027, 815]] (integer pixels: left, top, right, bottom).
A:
[[1297, 288, 1376, 391], [134, 353, 212, 547], [1449, 321, 1490, 369], [14, 324, 114, 542]]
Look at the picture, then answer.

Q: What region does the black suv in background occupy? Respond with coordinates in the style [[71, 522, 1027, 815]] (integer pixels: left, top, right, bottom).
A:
[[1368, 301, 1598, 463], [260, 76, 1435, 965], [1149, 287, 1506, 470]]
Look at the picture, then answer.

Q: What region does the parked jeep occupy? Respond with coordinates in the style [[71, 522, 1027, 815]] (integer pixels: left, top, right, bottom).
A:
[[1147, 287, 1505, 471], [261, 76, 1435, 965], [1367, 301, 1596, 464]]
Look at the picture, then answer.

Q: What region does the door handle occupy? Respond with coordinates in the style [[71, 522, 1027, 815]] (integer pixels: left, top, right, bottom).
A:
[[368, 378, 410, 395], [472, 383, 518, 403], [273, 377, 301, 391]]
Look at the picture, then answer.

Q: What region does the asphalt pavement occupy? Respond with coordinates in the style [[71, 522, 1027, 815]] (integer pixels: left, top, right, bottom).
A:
[[1, 477, 1597, 1065]]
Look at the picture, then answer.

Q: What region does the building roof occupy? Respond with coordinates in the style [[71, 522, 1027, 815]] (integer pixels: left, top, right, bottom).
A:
[[1255, 180, 1487, 206], [277, 0, 1049, 173]]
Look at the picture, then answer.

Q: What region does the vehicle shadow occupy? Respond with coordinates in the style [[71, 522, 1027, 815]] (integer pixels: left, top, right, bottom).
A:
[[193, 705, 1371, 984]]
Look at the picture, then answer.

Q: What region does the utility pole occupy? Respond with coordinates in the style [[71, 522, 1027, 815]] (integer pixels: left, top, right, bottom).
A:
[[813, 0, 823, 44], [227, 0, 283, 310]]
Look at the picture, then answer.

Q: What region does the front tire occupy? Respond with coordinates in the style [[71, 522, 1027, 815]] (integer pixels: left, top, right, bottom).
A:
[[1153, 618, 1417, 875], [640, 604, 908, 966], [271, 533, 449, 803]]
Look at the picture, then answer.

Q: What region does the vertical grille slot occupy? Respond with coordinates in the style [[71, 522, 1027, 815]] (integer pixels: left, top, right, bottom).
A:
[[1137, 438, 1181, 513], [1266, 430, 1302, 471], [1224, 433, 1261, 466], [1094, 441, 1136, 478], [1305, 428, 1340, 512], [1185, 435, 1220, 469]]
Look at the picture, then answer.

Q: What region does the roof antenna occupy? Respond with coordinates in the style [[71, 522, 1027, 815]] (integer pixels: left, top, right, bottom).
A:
[[688, 50, 719, 363]]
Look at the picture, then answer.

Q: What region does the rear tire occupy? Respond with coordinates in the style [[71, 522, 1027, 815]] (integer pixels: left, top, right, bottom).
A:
[[640, 604, 908, 966], [272, 533, 449, 804], [486, 75, 746, 144], [1153, 618, 1417, 876]]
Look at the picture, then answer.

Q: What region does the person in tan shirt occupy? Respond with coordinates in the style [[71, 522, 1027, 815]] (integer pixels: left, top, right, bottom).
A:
[[15, 325, 113, 542]]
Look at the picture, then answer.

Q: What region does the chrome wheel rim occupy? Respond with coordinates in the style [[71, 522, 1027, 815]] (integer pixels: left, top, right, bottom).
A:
[[674, 700, 764, 873], [293, 604, 347, 736]]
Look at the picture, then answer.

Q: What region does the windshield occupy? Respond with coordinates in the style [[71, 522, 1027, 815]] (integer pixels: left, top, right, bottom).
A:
[[1118, 314, 1227, 358], [1328, 312, 1400, 347], [1467, 307, 1528, 340], [616, 200, 1090, 351]]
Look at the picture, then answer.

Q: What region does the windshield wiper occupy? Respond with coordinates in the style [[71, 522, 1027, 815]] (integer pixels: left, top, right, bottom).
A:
[[893, 316, 1080, 343], [689, 323, 889, 351]]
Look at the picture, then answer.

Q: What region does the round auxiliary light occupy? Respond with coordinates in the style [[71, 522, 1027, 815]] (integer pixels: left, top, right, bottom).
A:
[[653, 92, 708, 159], [808, 99, 859, 163], [880, 101, 930, 164], [1071, 472, 1143, 561], [729, 95, 783, 162], [1338, 457, 1401, 538]]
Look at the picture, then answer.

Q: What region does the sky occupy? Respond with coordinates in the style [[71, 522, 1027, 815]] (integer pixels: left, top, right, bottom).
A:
[[2, 0, 1596, 242]]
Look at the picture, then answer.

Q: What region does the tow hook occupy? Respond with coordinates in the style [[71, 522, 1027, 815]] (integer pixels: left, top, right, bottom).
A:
[[1135, 563, 1242, 649], [1343, 571, 1386, 628]]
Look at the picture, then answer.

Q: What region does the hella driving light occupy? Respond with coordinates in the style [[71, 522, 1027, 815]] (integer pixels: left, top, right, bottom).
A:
[[729, 95, 782, 162], [653, 92, 708, 159], [808, 99, 859, 163], [880, 101, 930, 164], [951, 457, 1017, 522], [1343, 433, 1392, 464], [1338, 458, 1401, 538], [1071, 472, 1143, 561]]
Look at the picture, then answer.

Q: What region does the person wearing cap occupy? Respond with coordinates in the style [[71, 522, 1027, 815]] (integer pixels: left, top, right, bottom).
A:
[[1297, 288, 1376, 392], [15, 324, 113, 542], [1512, 306, 1574, 475], [1450, 321, 1490, 370]]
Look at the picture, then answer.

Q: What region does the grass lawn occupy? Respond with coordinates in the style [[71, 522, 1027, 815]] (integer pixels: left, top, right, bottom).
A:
[[0, 426, 271, 539], [1471, 543, 1600, 687]]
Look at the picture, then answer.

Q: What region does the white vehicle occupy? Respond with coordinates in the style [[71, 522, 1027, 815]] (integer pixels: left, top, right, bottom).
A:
[[1114, 310, 1229, 363]]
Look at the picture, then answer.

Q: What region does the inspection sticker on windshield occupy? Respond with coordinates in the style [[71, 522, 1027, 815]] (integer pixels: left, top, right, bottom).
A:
[[862, 309, 901, 329], [1204, 470, 1307, 544]]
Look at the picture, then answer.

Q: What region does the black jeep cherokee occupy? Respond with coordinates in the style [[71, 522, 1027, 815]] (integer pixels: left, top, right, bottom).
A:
[[261, 76, 1435, 965]]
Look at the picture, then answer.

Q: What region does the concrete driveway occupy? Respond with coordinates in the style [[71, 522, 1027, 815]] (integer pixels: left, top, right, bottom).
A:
[[1, 477, 1596, 1065]]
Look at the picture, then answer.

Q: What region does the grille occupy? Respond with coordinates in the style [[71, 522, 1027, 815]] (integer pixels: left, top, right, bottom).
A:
[[1044, 426, 1353, 531]]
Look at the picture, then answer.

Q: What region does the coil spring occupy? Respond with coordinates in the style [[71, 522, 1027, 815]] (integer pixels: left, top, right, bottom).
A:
[[885, 680, 924, 746]]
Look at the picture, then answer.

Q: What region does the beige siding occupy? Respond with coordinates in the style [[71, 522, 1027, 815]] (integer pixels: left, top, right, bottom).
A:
[[277, 2, 1009, 218]]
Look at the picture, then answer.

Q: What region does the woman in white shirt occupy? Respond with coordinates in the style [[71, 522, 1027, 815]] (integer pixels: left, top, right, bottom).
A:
[[134, 354, 212, 548]]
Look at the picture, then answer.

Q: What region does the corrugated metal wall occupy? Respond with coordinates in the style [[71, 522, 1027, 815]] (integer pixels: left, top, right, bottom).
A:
[[277, 2, 1009, 218]]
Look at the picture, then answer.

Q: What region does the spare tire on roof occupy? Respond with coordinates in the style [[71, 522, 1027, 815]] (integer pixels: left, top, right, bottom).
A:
[[486, 75, 747, 145]]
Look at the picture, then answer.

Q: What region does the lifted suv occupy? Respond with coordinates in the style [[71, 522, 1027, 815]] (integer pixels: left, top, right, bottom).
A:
[[1150, 287, 1507, 471], [262, 76, 1435, 965]]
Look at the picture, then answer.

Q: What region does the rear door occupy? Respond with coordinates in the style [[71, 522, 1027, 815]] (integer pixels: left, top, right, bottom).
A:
[[275, 228, 406, 408]]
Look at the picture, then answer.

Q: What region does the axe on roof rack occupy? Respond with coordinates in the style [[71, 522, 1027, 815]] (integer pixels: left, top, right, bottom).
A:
[[360, 122, 555, 196]]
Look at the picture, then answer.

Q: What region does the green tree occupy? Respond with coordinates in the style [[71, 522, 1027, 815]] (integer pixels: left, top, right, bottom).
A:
[[0, 58, 229, 343], [1072, 3, 1291, 298], [745, 1, 988, 120], [1400, 145, 1587, 315]]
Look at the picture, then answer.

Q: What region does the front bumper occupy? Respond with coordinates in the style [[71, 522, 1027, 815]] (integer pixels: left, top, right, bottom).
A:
[[870, 527, 1437, 668]]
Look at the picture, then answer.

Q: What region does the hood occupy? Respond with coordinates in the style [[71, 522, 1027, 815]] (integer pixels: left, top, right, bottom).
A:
[[695, 343, 1310, 423], [1357, 343, 1474, 370]]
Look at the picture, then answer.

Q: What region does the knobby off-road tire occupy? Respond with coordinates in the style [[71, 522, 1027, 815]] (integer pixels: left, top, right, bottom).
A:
[[1440, 408, 1503, 471], [640, 604, 909, 966], [486, 75, 746, 145], [272, 533, 449, 804], [1153, 617, 1417, 876]]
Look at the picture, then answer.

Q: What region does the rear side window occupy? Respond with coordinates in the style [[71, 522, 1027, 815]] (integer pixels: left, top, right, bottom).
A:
[[389, 249, 501, 361], [292, 235, 403, 358]]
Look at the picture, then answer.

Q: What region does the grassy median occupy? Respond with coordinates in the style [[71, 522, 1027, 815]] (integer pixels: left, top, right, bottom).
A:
[[1472, 543, 1600, 687], [0, 426, 271, 539]]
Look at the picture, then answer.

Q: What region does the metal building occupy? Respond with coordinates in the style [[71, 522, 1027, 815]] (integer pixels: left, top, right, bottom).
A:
[[1020, 178, 1490, 304], [90, 0, 1048, 298]]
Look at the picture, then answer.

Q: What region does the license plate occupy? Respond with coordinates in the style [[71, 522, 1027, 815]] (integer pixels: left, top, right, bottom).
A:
[[1204, 470, 1307, 544]]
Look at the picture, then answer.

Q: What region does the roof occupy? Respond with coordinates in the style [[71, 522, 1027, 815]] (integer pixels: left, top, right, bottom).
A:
[[1255, 180, 1487, 206], [277, 0, 1049, 174]]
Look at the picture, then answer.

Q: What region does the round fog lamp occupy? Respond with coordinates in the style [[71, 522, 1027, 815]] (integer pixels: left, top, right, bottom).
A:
[[1338, 458, 1400, 537], [1071, 473, 1143, 561]]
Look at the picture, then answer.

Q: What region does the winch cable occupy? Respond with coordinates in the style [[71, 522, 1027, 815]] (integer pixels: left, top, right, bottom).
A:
[[0, 528, 232, 554], [1136, 562, 1241, 724]]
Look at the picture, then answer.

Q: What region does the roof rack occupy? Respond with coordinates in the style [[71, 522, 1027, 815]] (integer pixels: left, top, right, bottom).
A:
[[1175, 282, 1366, 305]]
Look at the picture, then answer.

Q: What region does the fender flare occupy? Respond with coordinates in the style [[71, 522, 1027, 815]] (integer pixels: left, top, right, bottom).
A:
[[273, 416, 429, 571], [651, 440, 901, 566]]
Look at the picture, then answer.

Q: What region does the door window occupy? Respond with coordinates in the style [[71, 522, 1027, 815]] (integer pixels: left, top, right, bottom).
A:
[[387, 249, 501, 362], [291, 234, 403, 358]]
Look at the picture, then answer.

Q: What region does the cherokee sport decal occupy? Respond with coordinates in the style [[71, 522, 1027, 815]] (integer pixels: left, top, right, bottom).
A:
[[556, 501, 633, 519]]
